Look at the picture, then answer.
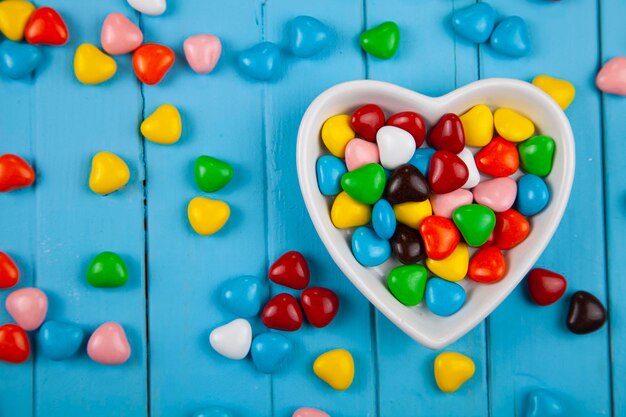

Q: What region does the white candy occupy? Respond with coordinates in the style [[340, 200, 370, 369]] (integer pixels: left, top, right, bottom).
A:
[[458, 148, 480, 189], [209, 318, 252, 360], [127, 0, 167, 16], [376, 126, 415, 170]]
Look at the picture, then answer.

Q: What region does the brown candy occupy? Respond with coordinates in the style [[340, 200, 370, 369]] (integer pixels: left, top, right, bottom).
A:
[[385, 164, 430, 204], [566, 291, 607, 335], [390, 223, 426, 264]]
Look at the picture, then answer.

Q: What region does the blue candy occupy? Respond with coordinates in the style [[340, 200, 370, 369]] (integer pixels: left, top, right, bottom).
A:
[[408, 148, 436, 176], [316, 155, 347, 196], [524, 389, 565, 417], [352, 226, 391, 267], [451, 2, 496, 44], [287, 16, 331, 57], [220, 275, 269, 318], [37, 321, 84, 361], [490, 16, 531, 57], [192, 406, 235, 417], [250, 332, 293, 374], [516, 174, 550, 216], [0, 41, 43, 80], [372, 200, 396, 240], [238, 42, 281, 81], [425, 277, 466, 317]]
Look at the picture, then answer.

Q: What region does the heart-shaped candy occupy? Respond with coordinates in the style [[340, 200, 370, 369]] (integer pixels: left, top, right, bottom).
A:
[[195, 156, 233, 192], [127, 0, 166, 16], [86, 251, 128, 287], [24, 6, 69, 46], [419, 216, 460, 260], [316, 155, 346, 196], [489, 16, 530, 58], [187, 197, 230, 236], [493, 208, 530, 250], [516, 174, 550, 216], [387, 264, 428, 306], [37, 320, 84, 361], [596, 56, 626, 96], [473, 177, 517, 213], [519, 135, 555, 177], [269, 250, 310, 290], [74, 44, 117, 85], [425, 277, 466, 317], [184, 34, 222, 74], [428, 113, 465, 153], [238, 42, 281, 81], [341, 163, 386, 204], [460, 104, 493, 147], [385, 164, 429, 204], [300, 287, 339, 328], [351, 104, 385, 142], [494, 108, 535, 143], [101, 13, 143, 56], [6, 287, 47, 331], [393, 200, 432, 230], [321, 114, 355, 158], [434, 351, 475, 393], [344, 138, 380, 171], [532, 75, 576, 110], [475, 136, 519, 177], [0, 324, 30, 363], [372, 199, 396, 240], [313, 349, 354, 391], [526, 268, 566, 306], [387, 111, 426, 147], [192, 407, 235, 417], [287, 16, 331, 58], [430, 188, 473, 218], [468, 246, 506, 283], [209, 318, 252, 360], [428, 150, 469, 194], [293, 408, 331, 417], [250, 332, 292, 374], [0, 252, 19, 289], [451, 2, 495, 44], [408, 147, 435, 176], [453, 204, 496, 247], [89, 151, 130, 195], [220, 275, 269, 318], [390, 223, 426, 264], [425, 243, 469, 282], [457, 148, 480, 189], [0, 41, 42, 79], [0, 0, 35, 41], [262, 293, 303, 331], [352, 226, 391, 267], [566, 291, 606, 334], [133, 43, 175, 85], [525, 389, 566, 417], [141, 104, 182, 145], [0, 154, 35, 192], [377, 125, 415, 170], [87, 322, 131, 365], [330, 191, 371, 229], [360, 21, 400, 60]]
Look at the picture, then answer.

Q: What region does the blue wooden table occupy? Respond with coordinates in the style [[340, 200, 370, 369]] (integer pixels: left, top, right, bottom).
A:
[[1, 1, 624, 416]]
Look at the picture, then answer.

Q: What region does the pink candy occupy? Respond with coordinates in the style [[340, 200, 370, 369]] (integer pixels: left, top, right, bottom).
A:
[[184, 34, 222, 74], [101, 13, 143, 55], [472, 177, 517, 212], [293, 408, 331, 417], [5, 288, 48, 331], [430, 189, 473, 218], [596, 56, 626, 96], [87, 322, 131, 365], [344, 138, 380, 171]]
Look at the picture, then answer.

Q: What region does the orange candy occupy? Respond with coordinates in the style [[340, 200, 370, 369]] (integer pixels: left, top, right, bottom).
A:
[[475, 136, 519, 177], [132, 43, 175, 85], [493, 209, 530, 250], [468, 246, 506, 283], [419, 215, 460, 260]]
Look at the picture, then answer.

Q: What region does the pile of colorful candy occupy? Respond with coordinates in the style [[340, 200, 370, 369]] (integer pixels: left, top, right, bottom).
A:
[[317, 102, 557, 316]]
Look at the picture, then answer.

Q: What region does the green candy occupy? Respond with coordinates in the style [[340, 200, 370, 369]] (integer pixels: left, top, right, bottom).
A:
[[86, 252, 128, 288], [518, 135, 555, 177], [387, 264, 428, 306], [340, 163, 386, 205], [360, 21, 400, 59], [195, 156, 234, 192], [452, 204, 496, 247]]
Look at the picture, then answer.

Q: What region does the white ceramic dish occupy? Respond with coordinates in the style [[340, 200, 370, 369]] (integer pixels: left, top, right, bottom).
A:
[[296, 79, 575, 349]]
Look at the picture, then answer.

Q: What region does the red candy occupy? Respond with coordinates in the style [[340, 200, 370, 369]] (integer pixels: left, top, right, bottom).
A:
[[261, 293, 303, 331], [351, 104, 385, 142], [479, 232, 495, 249], [300, 287, 339, 328], [468, 246, 506, 283], [527, 268, 567, 306], [428, 150, 469, 194], [493, 209, 530, 250], [0, 324, 30, 364], [386, 111, 426, 147], [428, 113, 465, 153], [269, 250, 310, 290], [475, 136, 519, 177], [0, 154, 35, 192], [0, 252, 19, 289], [419, 216, 460, 260], [132, 43, 175, 85], [24, 7, 69, 46]]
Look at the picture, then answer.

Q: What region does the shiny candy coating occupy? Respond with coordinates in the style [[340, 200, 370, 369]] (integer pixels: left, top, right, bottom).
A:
[[0, 1, 35, 41], [387, 264, 428, 306], [344, 138, 379, 171], [238, 41, 281, 81], [472, 177, 517, 213], [0, 324, 30, 364], [300, 287, 339, 328], [425, 277, 466, 316], [390, 223, 426, 264], [420, 216, 460, 261], [101, 13, 143, 56], [385, 163, 430, 204], [359, 21, 400, 60], [475, 136, 519, 177], [287, 16, 331, 58], [340, 163, 386, 205], [74, 43, 117, 85], [450, 2, 495, 44], [0, 252, 19, 289], [313, 349, 354, 391], [428, 150, 469, 194], [526, 268, 566, 306], [430, 188, 473, 218], [209, 318, 252, 360], [372, 199, 396, 240], [387, 111, 426, 147], [489, 16, 530, 58], [408, 147, 436, 175], [425, 243, 469, 282], [127, 0, 167, 16], [262, 293, 303, 331], [132, 43, 175, 85], [269, 250, 310, 290], [393, 199, 432, 229], [330, 191, 371, 229], [377, 125, 416, 170], [567, 291, 607, 334], [251, 332, 292, 374], [596, 56, 626, 96], [187, 197, 230, 236], [293, 408, 331, 417], [86, 251, 128, 288], [468, 246, 506, 283], [493, 208, 530, 250], [428, 113, 465, 153], [352, 226, 391, 267], [0, 41, 42, 80], [195, 156, 233, 192], [141, 103, 182, 145], [457, 148, 480, 189], [192, 407, 235, 417], [37, 321, 84, 361], [532, 75, 576, 110], [321, 114, 355, 158], [434, 351, 475, 393], [184, 34, 221, 74], [0, 154, 35, 192], [516, 174, 550, 216], [87, 322, 131, 365], [89, 151, 130, 195], [6, 287, 47, 331], [351, 104, 385, 142], [24, 7, 69, 46], [460, 104, 493, 147], [494, 108, 535, 143], [452, 204, 496, 247], [518, 135, 555, 177], [524, 389, 566, 417], [316, 155, 347, 196], [221, 275, 269, 318]]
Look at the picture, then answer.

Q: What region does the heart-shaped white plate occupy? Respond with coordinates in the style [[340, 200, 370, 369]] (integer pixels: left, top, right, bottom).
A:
[[296, 79, 575, 349]]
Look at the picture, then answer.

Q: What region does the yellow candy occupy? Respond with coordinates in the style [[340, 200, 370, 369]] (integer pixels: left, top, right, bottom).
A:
[[434, 352, 475, 393], [74, 44, 117, 85], [0, 0, 35, 41], [425, 243, 468, 282], [141, 104, 182, 145], [493, 108, 535, 143], [330, 191, 371, 229], [313, 349, 354, 391], [89, 152, 130, 195], [187, 197, 230, 236], [393, 200, 432, 229], [321, 114, 355, 158], [460, 104, 493, 147], [532, 75, 576, 110]]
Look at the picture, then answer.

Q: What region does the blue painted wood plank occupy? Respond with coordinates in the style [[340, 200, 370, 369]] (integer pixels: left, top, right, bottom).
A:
[[364, 1, 489, 416], [140, 1, 272, 416], [30, 2, 148, 416], [263, 2, 377, 416], [480, 1, 611, 416], [599, 0, 626, 415]]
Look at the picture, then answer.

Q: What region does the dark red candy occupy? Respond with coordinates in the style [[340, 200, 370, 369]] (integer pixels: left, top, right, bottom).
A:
[[0, 252, 19, 289], [300, 287, 339, 328], [386, 111, 426, 147], [493, 209, 530, 250], [527, 268, 567, 306], [475, 136, 519, 177], [385, 164, 430, 204], [261, 293, 303, 331], [567, 291, 606, 334], [351, 104, 385, 142], [269, 251, 310, 289], [428, 150, 469, 194], [24, 7, 69, 46], [428, 113, 465, 153], [390, 224, 426, 264], [0, 324, 30, 364]]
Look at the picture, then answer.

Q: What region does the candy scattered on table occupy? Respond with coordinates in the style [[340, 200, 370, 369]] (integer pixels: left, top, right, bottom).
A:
[[489, 16, 530, 58], [269, 250, 310, 290], [596, 56, 626, 96], [526, 268, 566, 306], [209, 318, 252, 360], [24, 6, 69, 46], [293, 408, 331, 417], [0, 252, 19, 289], [87, 322, 131, 365], [127, 0, 167, 16], [238, 42, 281, 81], [89, 151, 130, 195], [313, 348, 354, 391], [133, 43, 175, 85], [524, 388, 566, 417], [261, 293, 303, 331], [360, 21, 400, 60], [0, 323, 30, 364], [0, 154, 35, 192], [532, 75, 576, 110], [86, 251, 129, 288], [187, 197, 230, 236], [250, 332, 292, 374], [287, 16, 331, 58], [300, 287, 339, 328], [101, 12, 143, 56], [434, 351, 475, 393], [192, 406, 235, 417], [566, 291, 606, 335], [220, 275, 269, 318], [195, 156, 233, 192], [425, 278, 466, 316], [0, 41, 42, 79], [184, 34, 222, 75], [37, 320, 84, 361], [0, 0, 35, 42], [74, 43, 117, 85], [5, 287, 47, 331], [451, 2, 495, 44], [387, 264, 428, 306], [141, 103, 182, 145]]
